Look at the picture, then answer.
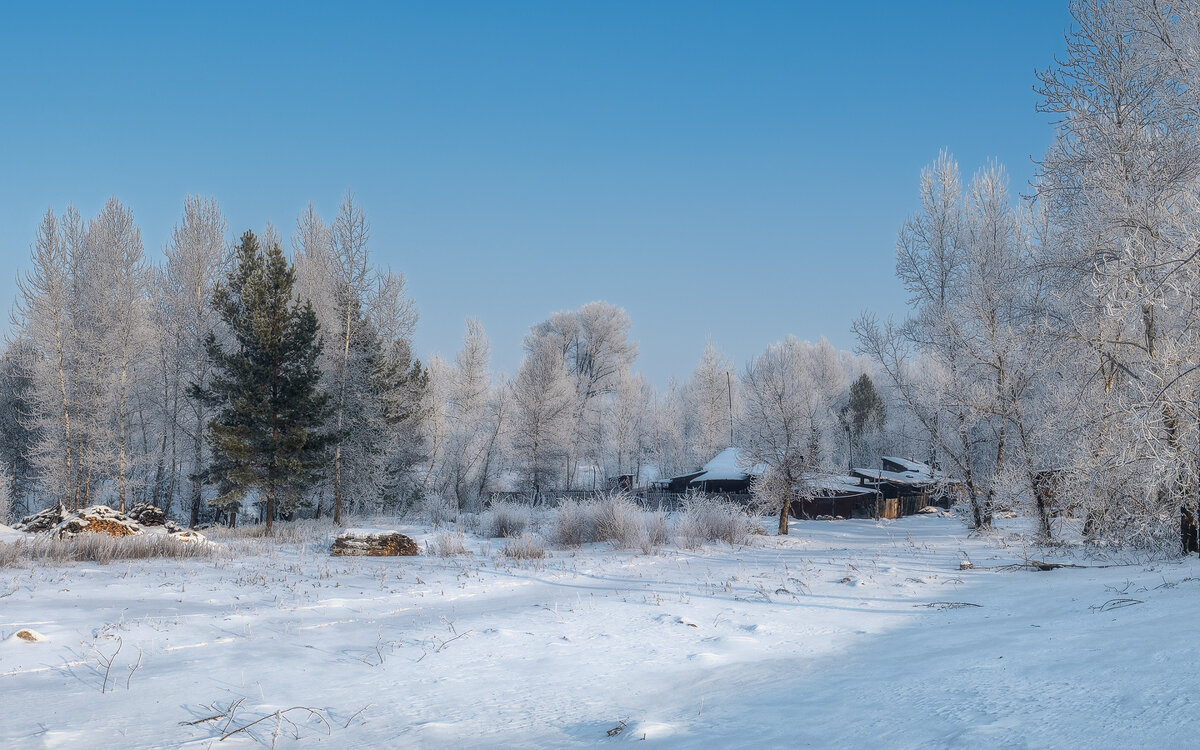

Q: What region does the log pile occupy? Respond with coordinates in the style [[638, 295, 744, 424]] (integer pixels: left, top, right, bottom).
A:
[[15, 503, 69, 533], [52, 506, 143, 538], [330, 530, 419, 557], [128, 503, 168, 526], [14, 503, 205, 541]]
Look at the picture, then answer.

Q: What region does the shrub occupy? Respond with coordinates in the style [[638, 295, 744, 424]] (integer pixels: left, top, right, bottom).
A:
[[677, 495, 754, 547], [416, 494, 457, 528], [550, 499, 595, 547], [428, 530, 470, 557], [591, 492, 645, 548], [481, 502, 530, 538], [549, 492, 646, 549], [501, 532, 546, 560], [643, 507, 671, 550]]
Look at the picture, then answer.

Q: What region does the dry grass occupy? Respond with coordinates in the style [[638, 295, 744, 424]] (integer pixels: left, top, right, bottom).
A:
[[550, 492, 650, 549], [480, 502, 531, 539], [0, 533, 218, 567], [203, 519, 337, 545], [427, 530, 471, 557], [642, 507, 671, 552], [676, 495, 755, 547], [500, 533, 546, 560]]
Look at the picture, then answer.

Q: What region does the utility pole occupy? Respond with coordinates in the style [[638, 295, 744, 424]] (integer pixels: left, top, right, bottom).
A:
[[726, 370, 735, 447]]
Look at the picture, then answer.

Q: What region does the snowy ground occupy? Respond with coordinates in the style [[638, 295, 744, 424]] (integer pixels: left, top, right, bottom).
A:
[[1, 515, 1196, 749]]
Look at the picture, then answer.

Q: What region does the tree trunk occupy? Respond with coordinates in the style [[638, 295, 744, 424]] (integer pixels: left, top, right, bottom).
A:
[[1181, 505, 1198, 556], [189, 430, 203, 528]]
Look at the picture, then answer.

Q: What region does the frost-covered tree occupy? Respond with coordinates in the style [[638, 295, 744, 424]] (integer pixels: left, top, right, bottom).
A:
[[525, 301, 637, 487], [857, 155, 1039, 530], [159, 196, 227, 525], [607, 369, 655, 481], [681, 342, 738, 468], [438, 319, 504, 509], [13, 210, 79, 508], [509, 335, 575, 493], [1034, 0, 1200, 550], [88, 198, 152, 513], [741, 336, 819, 535]]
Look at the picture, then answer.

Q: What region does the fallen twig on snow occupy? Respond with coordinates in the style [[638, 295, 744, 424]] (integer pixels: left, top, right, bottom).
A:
[[219, 705, 331, 743], [917, 601, 982, 609], [999, 560, 1087, 572], [1090, 598, 1144, 612]]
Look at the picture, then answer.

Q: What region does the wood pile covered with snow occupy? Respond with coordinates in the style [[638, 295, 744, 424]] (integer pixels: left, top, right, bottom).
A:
[[330, 529, 418, 557], [12, 503, 205, 541]]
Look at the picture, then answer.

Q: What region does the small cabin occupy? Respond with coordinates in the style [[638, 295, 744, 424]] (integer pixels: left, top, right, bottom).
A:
[[664, 447, 763, 495]]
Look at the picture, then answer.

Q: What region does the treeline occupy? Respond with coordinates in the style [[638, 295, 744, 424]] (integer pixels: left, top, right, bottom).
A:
[[7, 1, 1194, 553], [0, 188, 916, 529], [0, 196, 425, 530]]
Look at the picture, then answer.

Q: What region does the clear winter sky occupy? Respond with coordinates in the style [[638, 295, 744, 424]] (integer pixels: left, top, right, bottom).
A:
[[0, 1, 1071, 385]]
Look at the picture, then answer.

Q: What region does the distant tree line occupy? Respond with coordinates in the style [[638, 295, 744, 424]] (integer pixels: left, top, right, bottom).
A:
[[0, 187, 906, 531], [6, 1, 1190, 554]]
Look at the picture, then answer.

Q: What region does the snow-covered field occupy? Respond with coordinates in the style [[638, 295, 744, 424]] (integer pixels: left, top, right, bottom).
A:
[[1, 515, 1196, 749]]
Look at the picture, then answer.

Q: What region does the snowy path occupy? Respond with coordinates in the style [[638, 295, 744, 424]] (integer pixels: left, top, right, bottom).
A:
[[1, 517, 1195, 748]]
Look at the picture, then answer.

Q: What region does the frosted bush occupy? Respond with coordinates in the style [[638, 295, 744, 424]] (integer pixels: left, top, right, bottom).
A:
[[409, 492, 457, 527], [592, 492, 644, 548], [428, 530, 470, 557], [500, 532, 546, 560], [550, 499, 594, 547], [205, 519, 335, 545], [481, 502, 531, 538], [677, 495, 754, 547], [550, 492, 648, 549], [643, 507, 671, 550]]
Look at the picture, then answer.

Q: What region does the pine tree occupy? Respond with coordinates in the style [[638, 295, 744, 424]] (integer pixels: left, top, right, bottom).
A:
[[841, 373, 886, 468], [199, 231, 331, 532]]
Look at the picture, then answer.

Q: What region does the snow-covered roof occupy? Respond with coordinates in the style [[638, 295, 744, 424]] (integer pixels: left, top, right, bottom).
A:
[[799, 473, 879, 496], [852, 467, 942, 486], [687, 447, 766, 484], [881, 456, 936, 474]]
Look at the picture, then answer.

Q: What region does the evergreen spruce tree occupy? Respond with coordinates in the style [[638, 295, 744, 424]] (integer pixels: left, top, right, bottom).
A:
[[840, 373, 886, 469], [199, 231, 331, 532]]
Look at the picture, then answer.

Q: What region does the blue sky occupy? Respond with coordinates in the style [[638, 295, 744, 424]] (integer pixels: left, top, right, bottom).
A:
[[0, 1, 1071, 383]]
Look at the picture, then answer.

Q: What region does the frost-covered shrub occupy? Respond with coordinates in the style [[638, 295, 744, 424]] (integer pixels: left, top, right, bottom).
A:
[[677, 495, 754, 547], [643, 507, 671, 550], [416, 494, 457, 528], [592, 492, 644, 548], [550, 499, 594, 547], [481, 502, 531, 538], [550, 492, 646, 549], [501, 532, 546, 560], [428, 530, 470, 556]]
